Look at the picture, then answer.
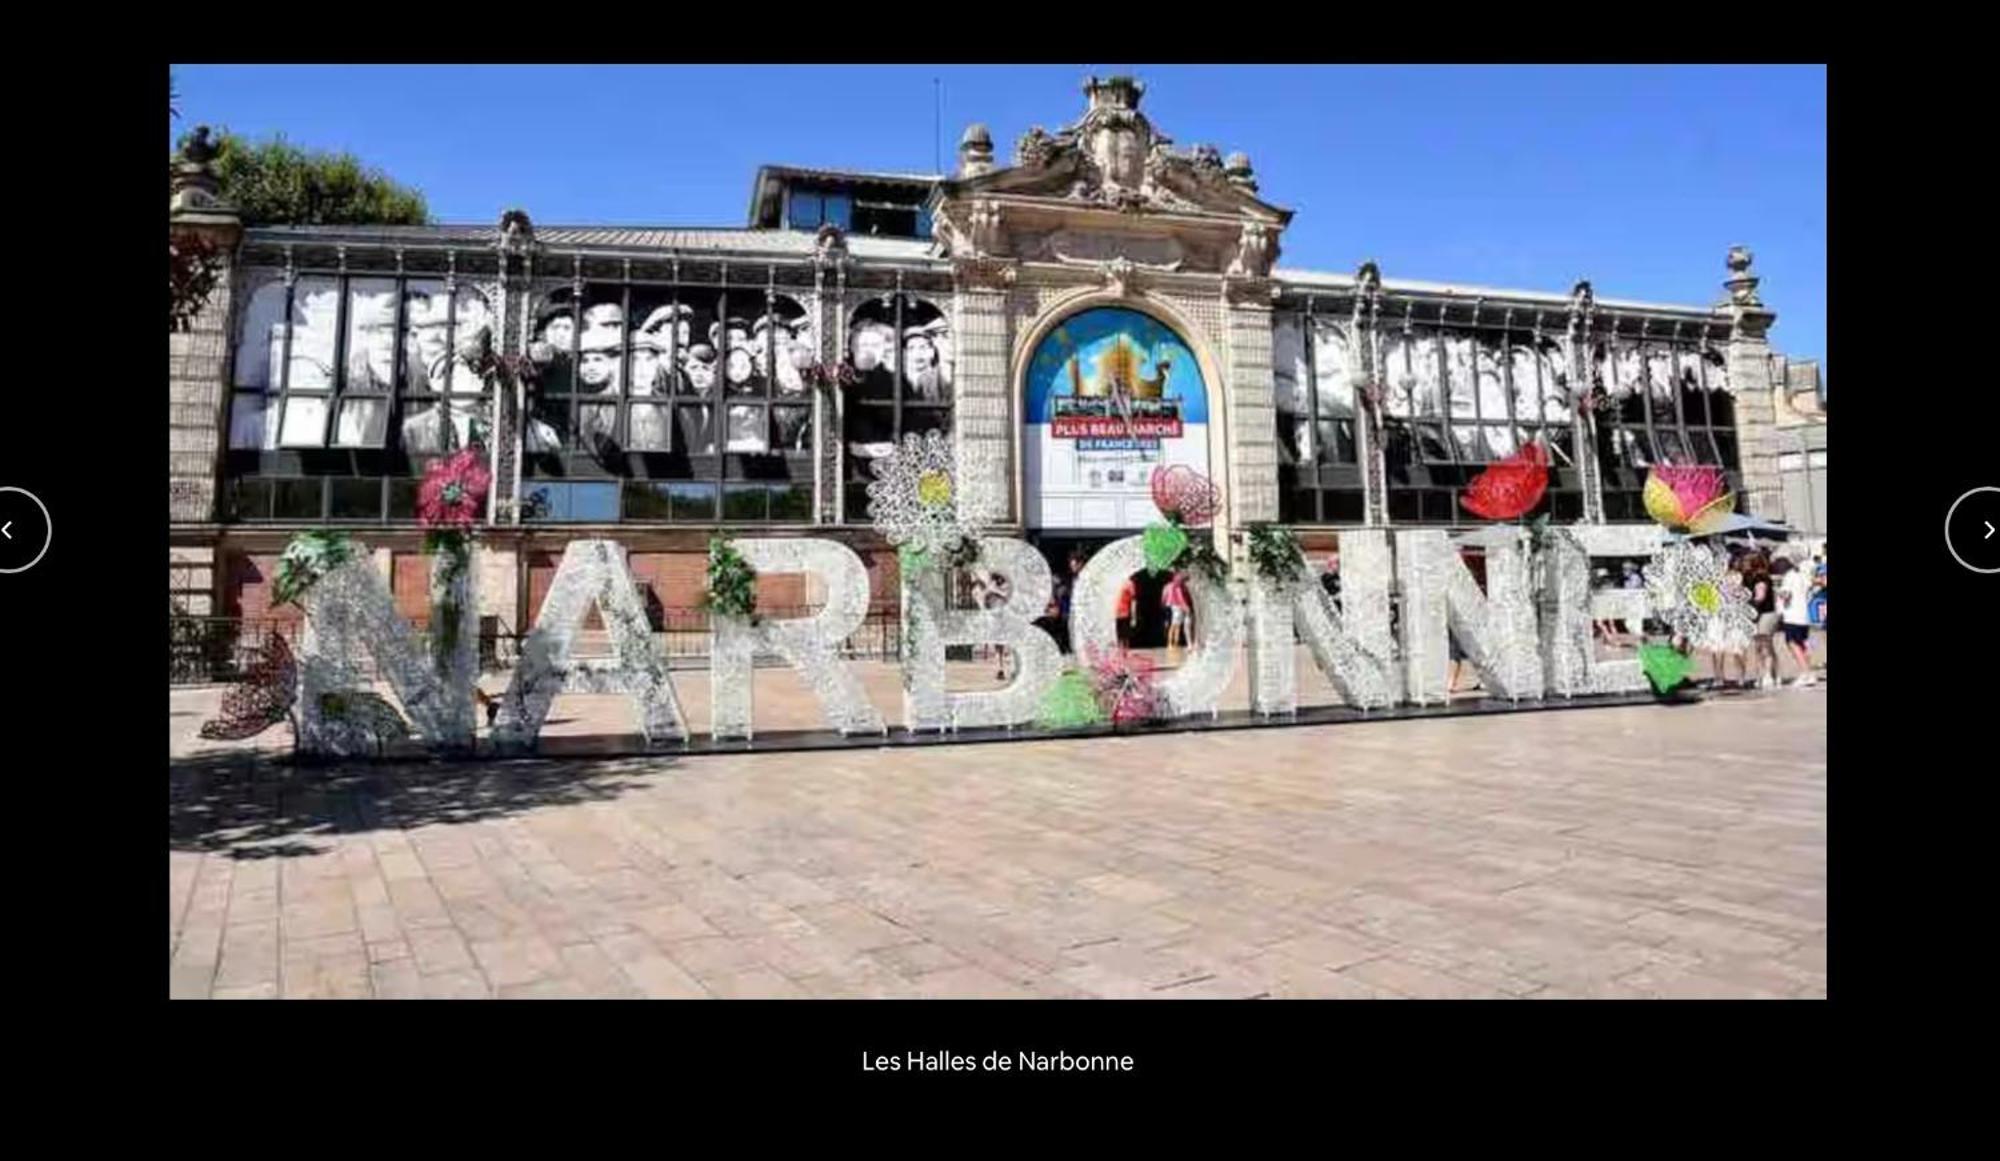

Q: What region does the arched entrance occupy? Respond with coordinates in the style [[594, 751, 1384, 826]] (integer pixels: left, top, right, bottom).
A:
[[1017, 301, 1220, 652]]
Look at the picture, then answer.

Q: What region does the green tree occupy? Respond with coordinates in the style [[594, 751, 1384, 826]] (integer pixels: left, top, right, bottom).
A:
[[173, 128, 431, 227]]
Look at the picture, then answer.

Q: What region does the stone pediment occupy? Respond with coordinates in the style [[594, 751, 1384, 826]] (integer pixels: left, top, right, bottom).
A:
[[931, 76, 1290, 280]]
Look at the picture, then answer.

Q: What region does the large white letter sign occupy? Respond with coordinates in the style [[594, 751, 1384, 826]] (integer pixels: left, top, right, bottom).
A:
[[1540, 524, 1663, 697], [1395, 528, 1545, 705], [296, 550, 474, 756], [1071, 535, 1241, 718], [710, 538, 885, 741], [899, 537, 1062, 731], [491, 540, 687, 752], [1248, 530, 1400, 716]]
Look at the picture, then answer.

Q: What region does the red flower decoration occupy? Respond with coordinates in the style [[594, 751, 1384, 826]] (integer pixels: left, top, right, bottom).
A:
[[1150, 465, 1220, 527], [418, 447, 492, 529], [1460, 442, 1549, 521], [1087, 646, 1163, 724]]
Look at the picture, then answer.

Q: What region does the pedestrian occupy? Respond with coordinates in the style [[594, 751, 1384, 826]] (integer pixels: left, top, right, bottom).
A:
[[971, 569, 1013, 680], [1161, 567, 1192, 660], [1114, 572, 1140, 649], [1744, 552, 1781, 690], [1715, 550, 1753, 689], [1773, 556, 1818, 687], [1620, 560, 1646, 638]]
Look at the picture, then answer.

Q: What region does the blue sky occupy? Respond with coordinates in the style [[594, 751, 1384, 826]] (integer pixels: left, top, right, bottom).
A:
[[172, 64, 1826, 366]]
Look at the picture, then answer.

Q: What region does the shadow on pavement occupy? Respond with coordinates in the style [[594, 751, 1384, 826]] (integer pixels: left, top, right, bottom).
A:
[[168, 750, 667, 861]]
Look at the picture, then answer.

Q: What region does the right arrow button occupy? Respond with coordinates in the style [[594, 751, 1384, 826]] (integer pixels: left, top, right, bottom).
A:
[[1945, 487, 2000, 574]]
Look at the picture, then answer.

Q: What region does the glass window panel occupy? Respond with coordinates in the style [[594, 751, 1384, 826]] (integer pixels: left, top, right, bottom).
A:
[[403, 399, 488, 454], [719, 320, 759, 397], [725, 404, 768, 453], [234, 280, 289, 390], [332, 399, 389, 448], [628, 403, 672, 452], [1545, 426, 1575, 467], [520, 484, 561, 522], [1707, 388, 1735, 426], [285, 277, 340, 392], [344, 278, 400, 395], [278, 396, 330, 448], [786, 191, 822, 230], [1388, 490, 1422, 523], [771, 405, 811, 453], [388, 478, 419, 519], [1417, 423, 1454, 464], [844, 400, 896, 450], [447, 286, 495, 395], [822, 193, 852, 230], [623, 480, 673, 520], [1551, 490, 1584, 521], [1654, 428, 1691, 465], [273, 478, 322, 519], [905, 405, 951, 436], [1323, 490, 1365, 524], [677, 404, 716, 455], [1314, 418, 1356, 464], [1484, 424, 1519, 458], [723, 485, 768, 522], [902, 321, 950, 402], [525, 398, 567, 453], [229, 477, 273, 520], [1712, 431, 1739, 469], [577, 404, 619, 453], [328, 478, 383, 520], [402, 279, 450, 393], [1312, 322, 1355, 412], [668, 482, 717, 521], [770, 484, 813, 522], [230, 393, 276, 450], [1451, 424, 1482, 463]]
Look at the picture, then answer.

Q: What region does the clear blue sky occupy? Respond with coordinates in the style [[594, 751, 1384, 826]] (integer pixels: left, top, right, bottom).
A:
[[172, 64, 1826, 367]]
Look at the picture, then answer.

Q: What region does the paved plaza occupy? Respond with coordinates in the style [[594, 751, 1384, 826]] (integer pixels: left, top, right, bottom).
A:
[[169, 677, 1827, 999]]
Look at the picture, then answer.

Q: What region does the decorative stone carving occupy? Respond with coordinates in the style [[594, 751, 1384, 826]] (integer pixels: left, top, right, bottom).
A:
[[1226, 221, 1274, 278], [1223, 151, 1257, 193], [170, 125, 232, 217], [1043, 230, 1184, 271], [1015, 125, 1058, 169], [967, 199, 1004, 254], [813, 222, 848, 266]]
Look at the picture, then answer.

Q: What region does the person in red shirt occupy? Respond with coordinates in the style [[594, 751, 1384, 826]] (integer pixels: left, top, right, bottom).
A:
[[1114, 574, 1139, 648], [1161, 568, 1191, 655]]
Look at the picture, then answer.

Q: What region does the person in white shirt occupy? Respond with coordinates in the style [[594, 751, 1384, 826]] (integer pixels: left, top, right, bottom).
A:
[[1773, 556, 1818, 687]]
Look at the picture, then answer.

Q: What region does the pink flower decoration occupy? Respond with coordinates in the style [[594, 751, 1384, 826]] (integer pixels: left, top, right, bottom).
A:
[[1087, 646, 1163, 724], [1150, 465, 1220, 527], [418, 447, 491, 529], [1643, 464, 1734, 533]]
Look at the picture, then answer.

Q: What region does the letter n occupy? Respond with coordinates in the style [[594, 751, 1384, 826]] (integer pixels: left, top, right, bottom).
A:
[[1248, 530, 1399, 714], [1395, 528, 1544, 704]]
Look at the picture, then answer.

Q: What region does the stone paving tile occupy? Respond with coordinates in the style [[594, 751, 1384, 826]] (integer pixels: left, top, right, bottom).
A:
[[169, 691, 1824, 999]]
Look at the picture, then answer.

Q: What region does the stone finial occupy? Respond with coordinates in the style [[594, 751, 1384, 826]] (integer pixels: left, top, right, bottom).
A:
[[1355, 259, 1382, 296], [1724, 244, 1763, 307], [1224, 151, 1257, 192], [1569, 278, 1595, 314], [814, 222, 849, 265], [958, 123, 995, 177], [170, 124, 234, 219], [497, 208, 535, 254]]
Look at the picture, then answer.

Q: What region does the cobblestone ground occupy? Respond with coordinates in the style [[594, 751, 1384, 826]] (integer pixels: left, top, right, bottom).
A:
[[169, 685, 1826, 999]]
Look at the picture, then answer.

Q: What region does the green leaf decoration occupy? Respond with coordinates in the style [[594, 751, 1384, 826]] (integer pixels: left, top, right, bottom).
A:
[[898, 542, 933, 577], [1637, 643, 1694, 694], [701, 537, 759, 621], [1142, 522, 1190, 575], [273, 530, 356, 607], [1036, 668, 1106, 729], [1247, 522, 1306, 585]]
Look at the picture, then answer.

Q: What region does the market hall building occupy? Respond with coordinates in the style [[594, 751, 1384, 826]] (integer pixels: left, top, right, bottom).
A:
[[167, 75, 1811, 661]]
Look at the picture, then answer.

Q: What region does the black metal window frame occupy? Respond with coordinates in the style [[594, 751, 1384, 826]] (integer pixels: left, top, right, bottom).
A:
[[1592, 315, 1739, 521], [840, 282, 953, 522], [1375, 298, 1586, 525], [522, 255, 819, 526], [1273, 299, 1366, 525], [223, 251, 493, 524]]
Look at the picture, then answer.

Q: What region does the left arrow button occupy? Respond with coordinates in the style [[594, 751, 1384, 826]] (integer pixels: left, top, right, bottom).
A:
[[0, 488, 50, 574]]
